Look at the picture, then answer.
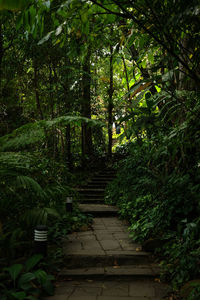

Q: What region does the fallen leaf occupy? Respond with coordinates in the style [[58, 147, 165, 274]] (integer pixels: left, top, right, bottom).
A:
[[136, 247, 142, 251]]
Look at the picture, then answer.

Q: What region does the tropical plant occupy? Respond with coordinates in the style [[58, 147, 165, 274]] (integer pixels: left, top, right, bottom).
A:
[[0, 254, 54, 299]]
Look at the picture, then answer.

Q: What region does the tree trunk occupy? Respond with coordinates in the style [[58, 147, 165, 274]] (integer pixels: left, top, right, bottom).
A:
[[0, 23, 3, 83], [53, 62, 72, 168], [49, 63, 54, 119], [108, 44, 114, 157], [33, 61, 43, 120], [65, 124, 72, 169], [81, 46, 93, 166]]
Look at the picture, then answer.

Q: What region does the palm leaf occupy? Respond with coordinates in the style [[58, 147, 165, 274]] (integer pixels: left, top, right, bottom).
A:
[[15, 176, 46, 198]]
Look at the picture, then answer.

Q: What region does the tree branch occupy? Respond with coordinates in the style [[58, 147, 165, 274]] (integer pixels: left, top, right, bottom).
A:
[[89, 0, 200, 84]]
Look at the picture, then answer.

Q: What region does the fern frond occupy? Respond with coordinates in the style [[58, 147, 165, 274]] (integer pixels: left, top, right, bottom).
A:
[[22, 207, 60, 227], [0, 152, 33, 171], [15, 175, 46, 198], [0, 115, 104, 151]]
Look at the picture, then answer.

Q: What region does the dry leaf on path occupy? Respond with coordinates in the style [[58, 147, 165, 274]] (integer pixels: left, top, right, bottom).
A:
[[136, 247, 142, 251]]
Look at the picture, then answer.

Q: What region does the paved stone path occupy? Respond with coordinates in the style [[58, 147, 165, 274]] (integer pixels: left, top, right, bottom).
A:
[[63, 217, 143, 255], [46, 169, 170, 300], [47, 279, 169, 300]]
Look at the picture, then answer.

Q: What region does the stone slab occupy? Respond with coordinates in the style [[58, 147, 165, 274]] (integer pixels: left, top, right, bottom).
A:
[[104, 265, 156, 277], [93, 225, 107, 230], [106, 226, 126, 232], [100, 240, 122, 251], [53, 285, 74, 296], [64, 244, 83, 252], [79, 204, 119, 213], [97, 297, 148, 300], [45, 280, 169, 300], [105, 250, 150, 256], [59, 265, 158, 279], [71, 286, 102, 296], [113, 233, 130, 239], [68, 296, 97, 300], [77, 234, 96, 241], [64, 249, 105, 256], [95, 233, 114, 241], [101, 281, 129, 296], [82, 240, 102, 251], [102, 218, 123, 223], [129, 282, 155, 296]]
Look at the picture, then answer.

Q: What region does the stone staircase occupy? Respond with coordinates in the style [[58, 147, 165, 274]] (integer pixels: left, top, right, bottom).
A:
[[48, 167, 170, 299], [76, 168, 116, 205]]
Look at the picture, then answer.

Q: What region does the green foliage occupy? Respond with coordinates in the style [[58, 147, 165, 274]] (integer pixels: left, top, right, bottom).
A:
[[106, 91, 200, 296], [0, 0, 30, 11], [48, 206, 93, 245], [1, 1, 200, 299], [0, 255, 54, 299], [0, 151, 70, 262], [0, 116, 104, 151]]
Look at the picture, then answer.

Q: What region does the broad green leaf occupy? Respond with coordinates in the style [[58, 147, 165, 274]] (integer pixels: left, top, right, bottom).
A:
[[11, 291, 26, 300], [6, 264, 23, 282], [25, 254, 43, 272], [18, 272, 36, 290], [34, 269, 47, 285], [42, 279, 54, 295]]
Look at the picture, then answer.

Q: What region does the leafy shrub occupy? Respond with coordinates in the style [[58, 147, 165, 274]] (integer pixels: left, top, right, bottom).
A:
[[0, 151, 91, 266], [0, 254, 54, 299], [106, 101, 200, 296]]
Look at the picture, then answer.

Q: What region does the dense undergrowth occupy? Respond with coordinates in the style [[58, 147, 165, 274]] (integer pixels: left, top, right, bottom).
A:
[[0, 150, 92, 299], [106, 92, 200, 299]]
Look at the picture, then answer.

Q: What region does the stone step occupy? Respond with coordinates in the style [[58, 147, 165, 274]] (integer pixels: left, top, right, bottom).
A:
[[91, 178, 113, 181], [88, 182, 111, 187], [98, 170, 116, 174], [63, 252, 152, 268], [62, 216, 152, 268], [86, 184, 108, 189], [97, 173, 116, 178], [81, 181, 110, 187], [45, 278, 170, 300], [77, 188, 105, 193], [79, 204, 119, 217], [58, 264, 161, 280], [93, 176, 114, 181], [79, 195, 105, 200], [79, 199, 105, 204]]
